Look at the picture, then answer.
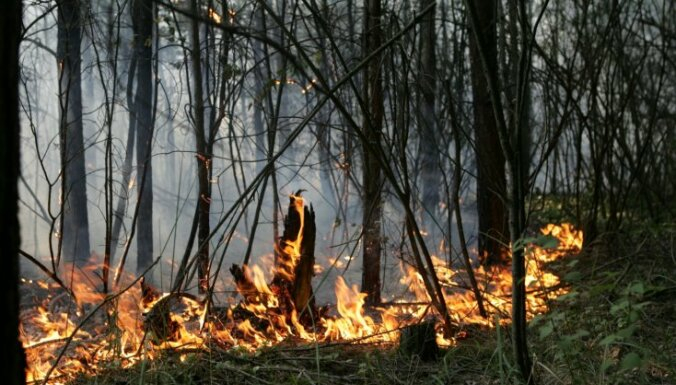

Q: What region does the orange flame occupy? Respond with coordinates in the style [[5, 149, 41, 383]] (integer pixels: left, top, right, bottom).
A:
[[21, 221, 582, 384], [274, 195, 305, 282]]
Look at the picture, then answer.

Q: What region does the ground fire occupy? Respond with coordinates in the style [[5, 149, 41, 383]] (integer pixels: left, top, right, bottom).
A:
[[20, 195, 583, 384]]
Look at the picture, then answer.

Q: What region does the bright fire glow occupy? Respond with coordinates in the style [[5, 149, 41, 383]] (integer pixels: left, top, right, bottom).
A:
[[21, 198, 582, 384], [208, 8, 222, 24]]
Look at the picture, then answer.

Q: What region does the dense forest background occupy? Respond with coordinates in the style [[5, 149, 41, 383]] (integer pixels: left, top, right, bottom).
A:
[[17, 0, 674, 292], [5, 0, 675, 383]]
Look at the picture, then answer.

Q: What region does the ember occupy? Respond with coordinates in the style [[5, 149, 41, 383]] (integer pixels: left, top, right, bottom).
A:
[[20, 195, 582, 384]]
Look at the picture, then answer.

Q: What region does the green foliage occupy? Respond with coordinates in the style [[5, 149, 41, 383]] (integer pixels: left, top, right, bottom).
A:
[[563, 271, 583, 282], [595, 280, 654, 377], [530, 258, 666, 384]]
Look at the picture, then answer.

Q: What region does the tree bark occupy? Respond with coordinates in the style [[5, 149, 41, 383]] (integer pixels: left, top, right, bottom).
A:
[[1, 1, 27, 383], [465, 0, 535, 381], [312, 0, 338, 210], [361, 0, 384, 305], [191, 0, 211, 293], [468, 0, 510, 266], [418, 0, 440, 230], [252, 4, 267, 174], [273, 0, 294, 162], [57, 0, 91, 266], [132, 0, 155, 275]]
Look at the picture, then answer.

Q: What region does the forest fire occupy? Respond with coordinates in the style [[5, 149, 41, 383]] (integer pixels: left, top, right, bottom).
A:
[[20, 196, 582, 384]]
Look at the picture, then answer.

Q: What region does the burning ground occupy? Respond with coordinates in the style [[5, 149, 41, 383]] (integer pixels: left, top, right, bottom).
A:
[[20, 195, 589, 384]]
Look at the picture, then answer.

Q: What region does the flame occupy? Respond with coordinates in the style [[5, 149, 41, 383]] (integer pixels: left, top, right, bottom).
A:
[[391, 223, 583, 345], [21, 220, 582, 384], [208, 8, 222, 24], [274, 194, 305, 282], [322, 276, 400, 342]]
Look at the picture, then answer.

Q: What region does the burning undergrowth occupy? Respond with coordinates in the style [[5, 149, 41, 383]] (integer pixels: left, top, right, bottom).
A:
[[20, 194, 583, 384]]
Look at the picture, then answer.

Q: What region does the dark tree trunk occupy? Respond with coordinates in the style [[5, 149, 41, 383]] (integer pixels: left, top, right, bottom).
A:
[[504, 0, 531, 197], [1, 1, 27, 383], [191, 0, 211, 293], [273, 0, 293, 162], [57, 0, 91, 266], [132, 0, 154, 275], [468, 0, 509, 266], [361, 0, 384, 305], [315, 0, 337, 209], [465, 0, 535, 381], [252, 5, 266, 174], [418, 0, 440, 230]]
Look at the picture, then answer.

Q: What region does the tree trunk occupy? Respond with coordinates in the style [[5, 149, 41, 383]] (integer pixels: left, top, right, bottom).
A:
[[132, 0, 154, 275], [109, 50, 138, 263], [57, 0, 91, 266], [1, 1, 27, 383], [465, 0, 534, 381], [468, 0, 509, 266], [418, 0, 440, 231], [314, 0, 338, 210], [270, 0, 293, 162], [191, 0, 211, 293], [252, 4, 267, 174], [505, 0, 531, 197], [361, 0, 384, 305]]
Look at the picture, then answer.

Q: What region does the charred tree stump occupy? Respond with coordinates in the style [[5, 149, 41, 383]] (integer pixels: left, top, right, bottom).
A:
[[399, 321, 439, 361], [293, 203, 316, 315], [230, 193, 318, 330], [270, 194, 317, 318]]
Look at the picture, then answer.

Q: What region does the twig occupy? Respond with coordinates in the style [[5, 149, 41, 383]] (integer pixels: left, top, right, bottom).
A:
[[19, 249, 74, 299]]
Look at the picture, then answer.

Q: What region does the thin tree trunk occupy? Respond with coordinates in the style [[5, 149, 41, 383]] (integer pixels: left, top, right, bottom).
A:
[[418, 0, 440, 231], [314, 0, 337, 209], [109, 53, 138, 261], [252, 4, 267, 174], [274, 0, 293, 162], [361, 0, 384, 305], [132, 0, 155, 275], [57, 0, 91, 266], [446, 19, 487, 317], [467, 0, 509, 266], [259, 2, 281, 262], [191, 0, 211, 293], [1, 0, 26, 383], [465, 0, 535, 381]]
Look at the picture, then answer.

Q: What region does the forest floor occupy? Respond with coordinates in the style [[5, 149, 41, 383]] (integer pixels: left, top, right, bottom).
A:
[[69, 225, 676, 385]]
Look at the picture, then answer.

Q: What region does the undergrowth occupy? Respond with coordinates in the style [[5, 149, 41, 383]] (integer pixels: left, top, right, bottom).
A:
[[68, 226, 676, 385]]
